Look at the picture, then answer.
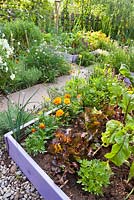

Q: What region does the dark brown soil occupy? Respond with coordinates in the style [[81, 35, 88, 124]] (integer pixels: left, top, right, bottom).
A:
[[33, 152, 134, 200], [21, 114, 134, 200]]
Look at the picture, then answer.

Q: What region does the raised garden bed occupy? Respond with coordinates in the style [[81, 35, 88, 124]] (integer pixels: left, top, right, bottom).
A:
[[4, 113, 70, 200], [4, 110, 134, 200]]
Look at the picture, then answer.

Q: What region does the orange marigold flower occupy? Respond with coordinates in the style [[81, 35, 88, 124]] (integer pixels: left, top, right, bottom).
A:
[[64, 98, 71, 104], [64, 93, 71, 98], [53, 97, 62, 105], [56, 109, 64, 117], [77, 94, 81, 99], [31, 128, 36, 133], [39, 123, 46, 129]]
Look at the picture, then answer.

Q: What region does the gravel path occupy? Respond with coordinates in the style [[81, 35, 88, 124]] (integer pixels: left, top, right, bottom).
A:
[[0, 137, 43, 200]]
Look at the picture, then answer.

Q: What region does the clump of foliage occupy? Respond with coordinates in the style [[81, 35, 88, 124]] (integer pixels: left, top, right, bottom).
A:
[[25, 43, 71, 82], [102, 47, 134, 73], [77, 159, 112, 195], [2, 20, 43, 55], [25, 115, 58, 155], [0, 104, 33, 136], [14, 64, 42, 90], [6, 93, 36, 142], [76, 52, 95, 67], [65, 67, 125, 110]]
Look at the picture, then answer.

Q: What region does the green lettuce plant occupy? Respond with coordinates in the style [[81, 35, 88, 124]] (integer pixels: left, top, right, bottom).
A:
[[77, 159, 112, 195]]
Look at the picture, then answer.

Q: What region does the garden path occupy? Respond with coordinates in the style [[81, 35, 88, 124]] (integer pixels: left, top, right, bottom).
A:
[[0, 64, 92, 112]]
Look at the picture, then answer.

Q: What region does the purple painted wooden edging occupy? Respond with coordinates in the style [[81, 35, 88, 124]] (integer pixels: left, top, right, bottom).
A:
[[4, 109, 70, 200]]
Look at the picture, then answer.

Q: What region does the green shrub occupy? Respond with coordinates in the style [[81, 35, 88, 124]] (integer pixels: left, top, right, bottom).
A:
[[25, 43, 70, 82], [77, 159, 112, 195], [2, 20, 43, 55]]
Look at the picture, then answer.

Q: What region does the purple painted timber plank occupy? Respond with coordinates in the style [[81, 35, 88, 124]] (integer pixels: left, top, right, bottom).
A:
[[5, 133, 70, 200]]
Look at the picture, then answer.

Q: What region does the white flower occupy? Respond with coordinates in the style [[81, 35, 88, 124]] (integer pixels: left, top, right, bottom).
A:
[[0, 39, 14, 56], [5, 67, 8, 72], [0, 39, 9, 49], [3, 62, 7, 66], [10, 73, 15, 80], [18, 42, 20, 45], [2, 33, 5, 38], [0, 56, 3, 64]]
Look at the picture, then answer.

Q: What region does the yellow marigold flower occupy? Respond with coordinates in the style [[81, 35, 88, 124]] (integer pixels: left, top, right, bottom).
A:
[[64, 93, 71, 98], [39, 123, 46, 129], [64, 98, 71, 104], [56, 109, 64, 117], [53, 97, 62, 105]]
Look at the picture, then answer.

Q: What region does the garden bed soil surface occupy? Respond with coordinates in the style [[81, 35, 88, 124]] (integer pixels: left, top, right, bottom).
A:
[[33, 151, 134, 200]]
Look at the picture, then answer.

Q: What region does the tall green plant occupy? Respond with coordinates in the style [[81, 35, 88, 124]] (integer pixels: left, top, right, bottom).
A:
[[6, 91, 37, 142]]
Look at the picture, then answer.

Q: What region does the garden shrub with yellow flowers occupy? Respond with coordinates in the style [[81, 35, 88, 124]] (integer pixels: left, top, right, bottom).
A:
[[22, 66, 134, 198]]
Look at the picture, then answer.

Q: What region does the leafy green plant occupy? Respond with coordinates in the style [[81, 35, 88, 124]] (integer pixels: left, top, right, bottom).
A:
[[24, 132, 46, 156], [77, 159, 112, 195], [25, 115, 58, 155], [101, 90, 134, 167]]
